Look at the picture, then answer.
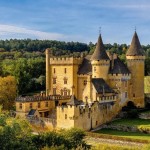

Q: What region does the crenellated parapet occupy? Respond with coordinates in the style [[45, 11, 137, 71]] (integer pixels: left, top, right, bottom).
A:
[[50, 57, 83, 65]]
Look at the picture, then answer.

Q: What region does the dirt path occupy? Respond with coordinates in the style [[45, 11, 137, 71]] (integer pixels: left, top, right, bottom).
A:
[[85, 136, 144, 147]]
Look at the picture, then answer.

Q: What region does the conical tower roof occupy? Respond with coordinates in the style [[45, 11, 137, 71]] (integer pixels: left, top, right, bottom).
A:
[[126, 31, 144, 56], [91, 34, 109, 60]]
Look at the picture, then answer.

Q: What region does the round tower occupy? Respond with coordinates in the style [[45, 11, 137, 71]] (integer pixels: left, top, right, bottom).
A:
[[91, 34, 110, 81], [126, 31, 145, 108]]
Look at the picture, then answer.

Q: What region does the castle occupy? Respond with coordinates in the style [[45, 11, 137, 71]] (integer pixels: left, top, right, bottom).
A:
[[16, 31, 145, 130]]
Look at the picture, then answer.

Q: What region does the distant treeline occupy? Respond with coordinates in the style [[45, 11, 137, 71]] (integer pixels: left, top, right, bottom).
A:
[[0, 39, 150, 94], [0, 39, 90, 52]]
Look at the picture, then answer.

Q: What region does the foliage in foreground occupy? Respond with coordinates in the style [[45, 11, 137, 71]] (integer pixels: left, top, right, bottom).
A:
[[91, 143, 150, 150], [0, 114, 90, 150], [0, 76, 17, 109]]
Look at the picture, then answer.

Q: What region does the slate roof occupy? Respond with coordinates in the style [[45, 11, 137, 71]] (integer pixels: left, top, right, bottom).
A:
[[91, 34, 109, 60], [109, 57, 130, 74], [28, 109, 36, 116], [126, 31, 144, 56], [67, 95, 82, 106], [92, 78, 114, 94], [78, 55, 92, 75]]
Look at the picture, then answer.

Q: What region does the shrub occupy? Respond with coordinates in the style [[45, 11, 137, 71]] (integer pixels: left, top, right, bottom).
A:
[[127, 110, 139, 118], [138, 125, 150, 134]]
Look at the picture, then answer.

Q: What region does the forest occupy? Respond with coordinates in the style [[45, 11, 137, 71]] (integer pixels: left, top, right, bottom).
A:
[[0, 39, 150, 109]]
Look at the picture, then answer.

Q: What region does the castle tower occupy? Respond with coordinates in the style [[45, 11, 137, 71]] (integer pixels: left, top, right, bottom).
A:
[[91, 34, 110, 80], [46, 48, 51, 96], [126, 31, 145, 107]]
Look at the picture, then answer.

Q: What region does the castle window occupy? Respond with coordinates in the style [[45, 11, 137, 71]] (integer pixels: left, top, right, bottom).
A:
[[125, 92, 128, 98], [64, 68, 67, 73], [53, 78, 56, 84], [68, 90, 70, 96], [133, 93, 135, 97], [64, 89, 67, 96], [65, 114, 67, 119], [38, 102, 40, 108], [88, 113, 90, 118], [96, 121, 98, 126], [125, 81, 127, 87], [83, 80, 87, 86], [19, 103, 22, 109], [64, 78, 67, 84], [94, 67, 96, 72], [53, 88, 56, 95], [53, 68, 56, 73], [61, 89, 63, 95], [30, 103, 32, 109], [45, 101, 48, 107]]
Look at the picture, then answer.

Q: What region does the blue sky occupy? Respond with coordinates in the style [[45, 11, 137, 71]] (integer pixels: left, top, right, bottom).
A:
[[0, 0, 150, 44]]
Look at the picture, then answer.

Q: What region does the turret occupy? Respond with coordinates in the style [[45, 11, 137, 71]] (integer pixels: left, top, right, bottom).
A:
[[91, 34, 110, 80], [126, 31, 145, 107]]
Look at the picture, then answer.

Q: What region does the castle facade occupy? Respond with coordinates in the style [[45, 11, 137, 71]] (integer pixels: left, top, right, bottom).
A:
[[16, 32, 145, 130]]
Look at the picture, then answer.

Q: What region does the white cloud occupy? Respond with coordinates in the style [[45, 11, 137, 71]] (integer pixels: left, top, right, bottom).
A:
[[0, 24, 65, 40]]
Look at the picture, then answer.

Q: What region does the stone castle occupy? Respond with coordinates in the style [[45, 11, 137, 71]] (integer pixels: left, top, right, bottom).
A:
[[16, 31, 145, 130]]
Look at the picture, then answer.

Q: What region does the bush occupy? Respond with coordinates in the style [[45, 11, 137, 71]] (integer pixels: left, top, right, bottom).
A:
[[127, 110, 139, 118], [138, 125, 150, 134]]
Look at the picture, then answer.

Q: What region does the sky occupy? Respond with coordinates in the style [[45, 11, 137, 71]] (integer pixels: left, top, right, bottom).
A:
[[0, 0, 150, 44]]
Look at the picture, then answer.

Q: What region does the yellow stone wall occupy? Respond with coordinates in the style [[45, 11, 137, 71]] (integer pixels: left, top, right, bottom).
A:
[[57, 106, 75, 129], [16, 100, 55, 117], [77, 75, 87, 100], [91, 60, 110, 80], [108, 74, 131, 106], [46, 57, 83, 97], [126, 56, 145, 107], [16, 48, 145, 130], [57, 100, 121, 130]]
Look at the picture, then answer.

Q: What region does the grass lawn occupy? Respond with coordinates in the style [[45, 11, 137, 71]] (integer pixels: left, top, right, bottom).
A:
[[110, 118, 150, 126], [96, 128, 150, 141], [145, 76, 150, 93]]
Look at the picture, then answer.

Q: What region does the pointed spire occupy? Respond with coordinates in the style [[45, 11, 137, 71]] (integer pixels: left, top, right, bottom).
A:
[[91, 34, 109, 60], [126, 31, 144, 56]]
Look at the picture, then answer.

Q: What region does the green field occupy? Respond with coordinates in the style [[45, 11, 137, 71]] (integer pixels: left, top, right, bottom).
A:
[[145, 76, 150, 93], [110, 118, 150, 126], [96, 128, 150, 141]]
